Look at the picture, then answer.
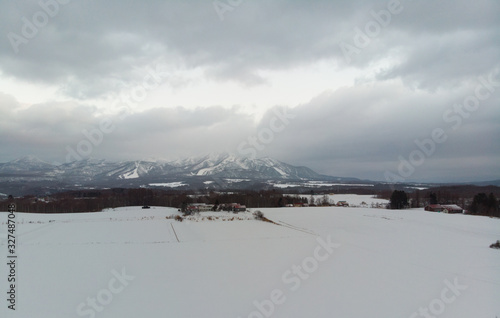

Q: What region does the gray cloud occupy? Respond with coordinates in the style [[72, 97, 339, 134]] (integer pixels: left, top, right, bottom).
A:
[[0, 95, 258, 163], [260, 79, 500, 182], [0, 0, 499, 182], [1, 1, 499, 92]]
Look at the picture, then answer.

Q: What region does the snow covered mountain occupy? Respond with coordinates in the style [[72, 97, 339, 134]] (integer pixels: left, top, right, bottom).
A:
[[0, 153, 359, 195], [169, 153, 322, 179], [0, 155, 54, 173]]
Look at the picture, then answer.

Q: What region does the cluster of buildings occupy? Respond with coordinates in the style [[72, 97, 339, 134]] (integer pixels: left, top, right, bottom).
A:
[[285, 201, 349, 207], [181, 201, 465, 215], [285, 203, 309, 207], [184, 203, 247, 214]]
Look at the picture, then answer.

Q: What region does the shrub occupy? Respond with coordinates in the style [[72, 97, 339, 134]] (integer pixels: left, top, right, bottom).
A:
[[253, 210, 264, 220], [490, 240, 500, 249]]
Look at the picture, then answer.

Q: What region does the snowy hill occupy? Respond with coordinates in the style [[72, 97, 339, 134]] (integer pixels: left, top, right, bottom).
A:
[[0, 153, 360, 195], [170, 153, 323, 179], [0, 206, 498, 317], [0, 155, 53, 173], [0, 153, 325, 180]]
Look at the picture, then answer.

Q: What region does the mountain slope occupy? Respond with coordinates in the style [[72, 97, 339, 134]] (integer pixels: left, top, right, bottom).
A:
[[0, 153, 358, 195], [0, 155, 54, 174], [169, 153, 323, 180]]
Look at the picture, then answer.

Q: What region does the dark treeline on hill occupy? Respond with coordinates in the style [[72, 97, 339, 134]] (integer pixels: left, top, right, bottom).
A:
[[1, 184, 499, 216], [469, 193, 499, 216], [0, 188, 308, 213], [380, 185, 500, 205], [383, 186, 500, 217]]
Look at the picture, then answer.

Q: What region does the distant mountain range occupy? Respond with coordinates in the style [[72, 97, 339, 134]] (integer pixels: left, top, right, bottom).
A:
[[0, 153, 362, 196], [1, 154, 498, 196]]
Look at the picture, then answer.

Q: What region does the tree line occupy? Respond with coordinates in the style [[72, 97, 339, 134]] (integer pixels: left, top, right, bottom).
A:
[[0, 188, 307, 214], [387, 189, 499, 217], [1, 186, 498, 217]]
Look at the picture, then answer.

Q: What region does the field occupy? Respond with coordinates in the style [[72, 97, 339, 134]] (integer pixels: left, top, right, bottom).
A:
[[1, 202, 499, 318]]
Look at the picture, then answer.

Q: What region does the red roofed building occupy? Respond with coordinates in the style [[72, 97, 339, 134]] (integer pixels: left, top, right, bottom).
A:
[[425, 204, 463, 214]]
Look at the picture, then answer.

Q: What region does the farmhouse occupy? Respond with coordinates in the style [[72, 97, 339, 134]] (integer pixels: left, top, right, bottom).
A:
[[425, 204, 444, 212], [441, 205, 464, 213], [425, 204, 464, 214], [219, 203, 247, 212]]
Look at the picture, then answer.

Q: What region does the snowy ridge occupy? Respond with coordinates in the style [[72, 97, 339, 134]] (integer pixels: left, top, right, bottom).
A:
[[170, 153, 313, 179], [0, 154, 361, 194], [0, 155, 53, 172]]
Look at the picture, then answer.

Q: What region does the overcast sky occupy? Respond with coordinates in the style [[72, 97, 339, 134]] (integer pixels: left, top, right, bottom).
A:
[[0, 0, 499, 183]]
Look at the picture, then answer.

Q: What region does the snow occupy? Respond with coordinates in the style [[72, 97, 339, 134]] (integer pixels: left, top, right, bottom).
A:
[[273, 167, 289, 177], [225, 178, 250, 183], [0, 206, 499, 318], [196, 167, 215, 176], [270, 181, 375, 188], [149, 182, 187, 187], [273, 183, 301, 188], [119, 167, 139, 179]]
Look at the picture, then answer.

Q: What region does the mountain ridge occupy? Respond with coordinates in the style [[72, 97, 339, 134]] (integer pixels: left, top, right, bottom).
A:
[[2, 154, 498, 196], [0, 153, 362, 195]]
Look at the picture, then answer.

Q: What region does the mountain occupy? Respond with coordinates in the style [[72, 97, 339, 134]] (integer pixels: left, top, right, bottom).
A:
[[467, 179, 500, 187], [168, 153, 324, 179], [0, 155, 53, 174], [0, 153, 362, 195]]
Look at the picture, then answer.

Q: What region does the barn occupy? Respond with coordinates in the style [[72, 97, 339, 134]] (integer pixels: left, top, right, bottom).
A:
[[425, 204, 463, 214]]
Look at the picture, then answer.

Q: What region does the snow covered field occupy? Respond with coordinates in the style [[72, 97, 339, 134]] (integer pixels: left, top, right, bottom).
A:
[[1, 206, 499, 318]]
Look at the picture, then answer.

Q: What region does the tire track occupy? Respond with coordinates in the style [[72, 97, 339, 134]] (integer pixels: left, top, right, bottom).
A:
[[274, 220, 317, 236], [171, 223, 180, 242]]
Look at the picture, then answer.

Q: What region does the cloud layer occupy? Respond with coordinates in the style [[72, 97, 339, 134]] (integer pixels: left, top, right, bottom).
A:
[[0, 0, 499, 182]]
